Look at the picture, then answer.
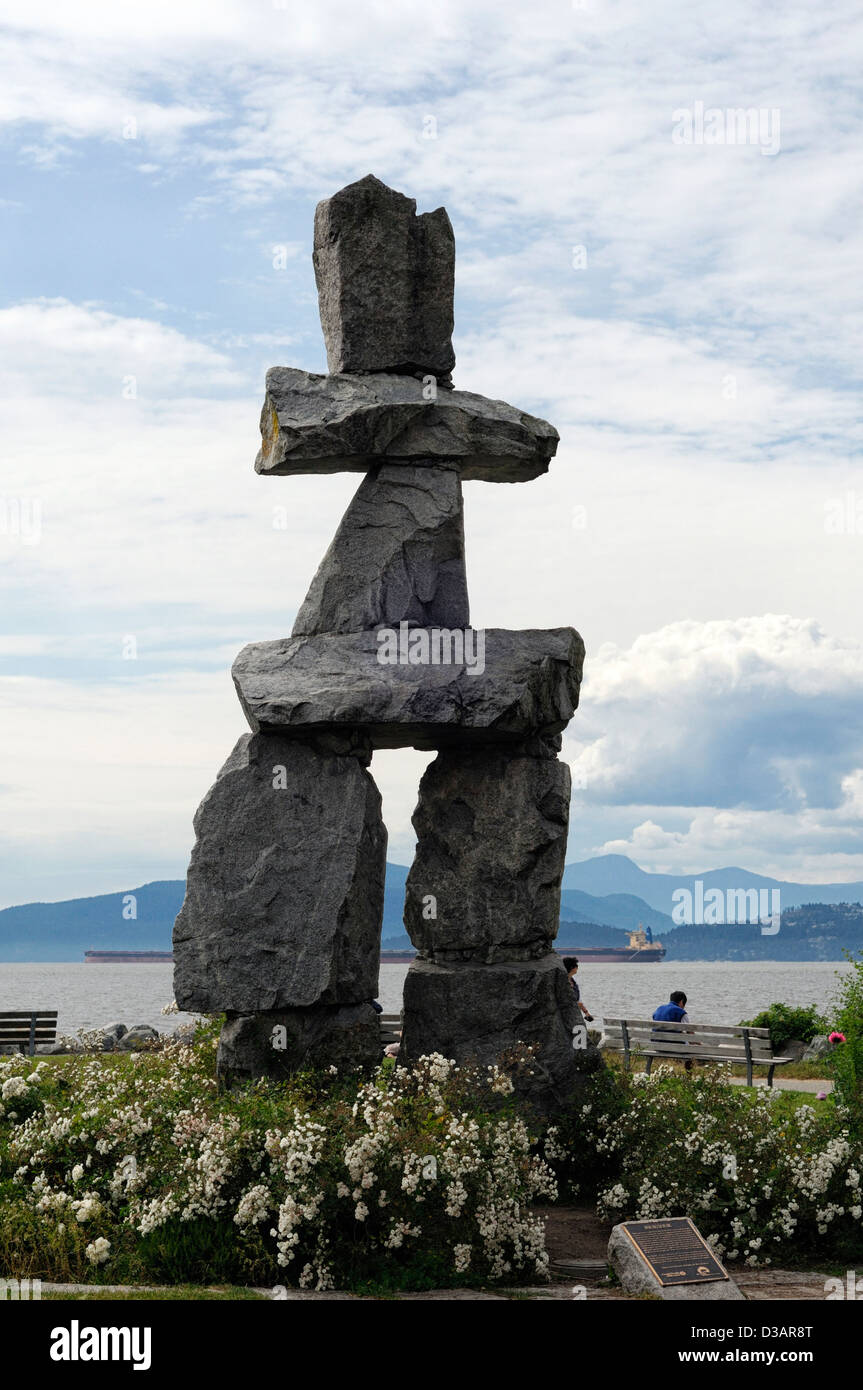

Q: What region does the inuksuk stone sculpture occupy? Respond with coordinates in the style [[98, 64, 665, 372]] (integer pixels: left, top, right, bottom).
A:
[[173, 174, 590, 1110]]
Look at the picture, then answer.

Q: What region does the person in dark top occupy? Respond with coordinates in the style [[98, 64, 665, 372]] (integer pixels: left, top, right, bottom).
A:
[[562, 956, 594, 1023], [652, 990, 689, 1026], [652, 990, 693, 1068]]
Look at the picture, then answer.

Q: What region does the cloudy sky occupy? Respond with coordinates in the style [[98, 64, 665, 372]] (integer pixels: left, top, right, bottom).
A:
[[1, 0, 861, 908]]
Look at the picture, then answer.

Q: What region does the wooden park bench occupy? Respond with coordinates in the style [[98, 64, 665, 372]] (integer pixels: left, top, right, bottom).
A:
[[380, 1013, 402, 1048], [0, 1010, 58, 1057], [602, 1016, 793, 1087]]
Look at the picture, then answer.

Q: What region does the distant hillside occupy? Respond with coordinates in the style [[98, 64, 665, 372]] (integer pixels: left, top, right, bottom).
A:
[[563, 854, 863, 914], [2, 863, 862, 962], [0, 881, 185, 961], [556, 919, 633, 948], [559, 889, 673, 935], [0, 868, 412, 962], [664, 902, 863, 961]]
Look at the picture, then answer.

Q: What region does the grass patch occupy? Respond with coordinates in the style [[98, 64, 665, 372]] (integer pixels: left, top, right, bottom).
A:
[[42, 1285, 268, 1301]]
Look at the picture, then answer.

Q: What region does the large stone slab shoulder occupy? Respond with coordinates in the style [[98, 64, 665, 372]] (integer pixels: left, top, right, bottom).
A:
[[232, 627, 584, 749], [255, 368, 558, 483]]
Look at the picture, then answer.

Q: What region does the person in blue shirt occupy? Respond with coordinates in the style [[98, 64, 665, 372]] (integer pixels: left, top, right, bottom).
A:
[[652, 991, 693, 1069], [653, 991, 689, 1026]]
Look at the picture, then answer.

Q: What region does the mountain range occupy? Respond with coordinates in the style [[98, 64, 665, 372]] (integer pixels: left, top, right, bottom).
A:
[[0, 856, 861, 961], [562, 854, 863, 912]]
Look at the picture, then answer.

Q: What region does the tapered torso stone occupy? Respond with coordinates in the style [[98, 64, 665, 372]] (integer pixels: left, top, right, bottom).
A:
[[293, 462, 469, 635], [172, 733, 386, 1013], [405, 749, 571, 963], [313, 175, 455, 382], [232, 627, 584, 749], [256, 369, 558, 482]]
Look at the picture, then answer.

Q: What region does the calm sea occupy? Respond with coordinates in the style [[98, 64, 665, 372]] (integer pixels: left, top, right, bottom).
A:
[[0, 960, 852, 1039]]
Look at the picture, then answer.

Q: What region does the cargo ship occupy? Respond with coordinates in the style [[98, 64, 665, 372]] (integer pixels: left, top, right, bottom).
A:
[[84, 950, 174, 963], [380, 928, 665, 965], [86, 928, 665, 967], [555, 927, 665, 963]]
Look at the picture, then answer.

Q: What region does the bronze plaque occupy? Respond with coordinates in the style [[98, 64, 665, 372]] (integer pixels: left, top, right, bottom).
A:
[[621, 1217, 729, 1286]]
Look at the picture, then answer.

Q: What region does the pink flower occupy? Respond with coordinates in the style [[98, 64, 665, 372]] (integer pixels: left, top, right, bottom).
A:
[[816, 1091, 828, 1100], [829, 1032, 846, 1044]]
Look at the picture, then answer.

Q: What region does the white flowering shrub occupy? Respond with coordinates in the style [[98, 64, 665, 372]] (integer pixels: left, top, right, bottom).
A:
[[0, 1027, 556, 1291], [571, 1065, 863, 1266]]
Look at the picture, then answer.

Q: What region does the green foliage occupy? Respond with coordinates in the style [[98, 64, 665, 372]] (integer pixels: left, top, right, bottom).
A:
[[739, 1001, 827, 1050], [830, 952, 863, 1125], [0, 1039, 555, 1291], [556, 1063, 863, 1266]]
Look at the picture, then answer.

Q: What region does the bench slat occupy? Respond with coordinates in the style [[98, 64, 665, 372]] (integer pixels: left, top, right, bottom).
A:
[[0, 1011, 58, 1020], [603, 1024, 769, 1044], [604, 1017, 770, 1037]]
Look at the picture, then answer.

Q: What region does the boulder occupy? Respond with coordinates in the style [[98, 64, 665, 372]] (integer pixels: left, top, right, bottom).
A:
[[255, 368, 558, 483], [100, 1021, 127, 1052], [217, 1003, 382, 1085], [292, 462, 469, 635], [803, 1033, 834, 1061], [173, 734, 386, 1014], [782, 1038, 808, 1061], [404, 749, 570, 962], [233, 627, 583, 750], [608, 1222, 745, 1301], [313, 174, 455, 382], [115, 1024, 159, 1051], [399, 954, 597, 1113]]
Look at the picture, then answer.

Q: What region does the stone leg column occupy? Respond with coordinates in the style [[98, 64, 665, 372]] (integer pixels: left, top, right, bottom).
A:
[[401, 744, 592, 1111], [172, 731, 386, 1082]]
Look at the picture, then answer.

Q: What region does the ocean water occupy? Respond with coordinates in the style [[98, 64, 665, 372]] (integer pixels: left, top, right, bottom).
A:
[[0, 959, 852, 1039]]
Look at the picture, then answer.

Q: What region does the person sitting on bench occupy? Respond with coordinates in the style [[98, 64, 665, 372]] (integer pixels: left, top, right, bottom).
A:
[[652, 990, 694, 1069]]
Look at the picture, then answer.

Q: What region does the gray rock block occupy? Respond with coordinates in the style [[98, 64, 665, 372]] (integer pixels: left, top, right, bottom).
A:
[[313, 175, 455, 382], [233, 627, 583, 750], [100, 1021, 127, 1051], [405, 749, 570, 962], [400, 954, 596, 1113], [293, 462, 469, 635], [608, 1223, 746, 1300], [217, 1003, 382, 1085], [115, 1024, 159, 1051], [803, 1033, 833, 1061], [173, 734, 386, 1013], [255, 368, 558, 483]]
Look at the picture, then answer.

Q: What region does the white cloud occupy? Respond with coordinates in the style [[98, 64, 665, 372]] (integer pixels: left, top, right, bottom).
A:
[[0, 300, 244, 396], [563, 615, 863, 875], [2, 3, 862, 899]]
